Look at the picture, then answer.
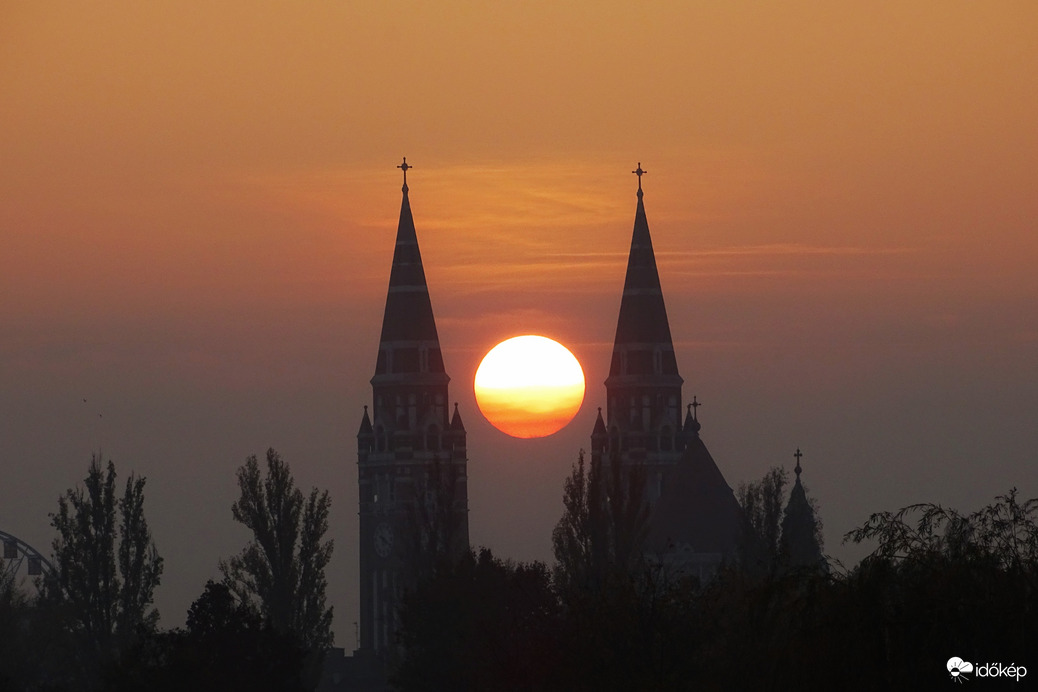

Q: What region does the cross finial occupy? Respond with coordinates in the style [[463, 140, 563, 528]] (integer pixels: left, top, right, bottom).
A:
[[632, 162, 646, 196], [794, 448, 803, 478], [691, 395, 700, 421], [398, 157, 411, 191]]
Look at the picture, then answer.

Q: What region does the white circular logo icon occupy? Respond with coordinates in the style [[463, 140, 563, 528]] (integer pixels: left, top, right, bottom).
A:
[[947, 657, 974, 680]]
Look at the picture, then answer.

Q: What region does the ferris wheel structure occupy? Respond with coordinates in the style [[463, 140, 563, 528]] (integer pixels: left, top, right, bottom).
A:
[[0, 529, 56, 588]]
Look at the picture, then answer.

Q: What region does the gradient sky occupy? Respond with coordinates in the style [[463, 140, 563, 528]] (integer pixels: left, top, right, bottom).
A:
[[3, 2, 1037, 646]]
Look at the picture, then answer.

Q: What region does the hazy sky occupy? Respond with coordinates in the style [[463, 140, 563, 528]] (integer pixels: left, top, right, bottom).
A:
[[3, 2, 1037, 646]]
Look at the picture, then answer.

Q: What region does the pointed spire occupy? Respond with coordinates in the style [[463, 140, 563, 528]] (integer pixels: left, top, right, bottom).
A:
[[683, 401, 701, 437], [374, 158, 447, 379], [608, 163, 680, 379], [358, 405, 373, 435], [592, 407, 607, 437], [781, 448, 827, 571], [450, 402, 465, 432]]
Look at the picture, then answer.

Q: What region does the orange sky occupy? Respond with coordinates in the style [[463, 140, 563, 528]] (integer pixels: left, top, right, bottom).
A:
[[3, 2, 1037, 644]]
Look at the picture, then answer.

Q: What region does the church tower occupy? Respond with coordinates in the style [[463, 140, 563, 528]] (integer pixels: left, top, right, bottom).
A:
[[357, 159, 469, 656], [592, 165, 743, 578], [591, 164, 685, 503]]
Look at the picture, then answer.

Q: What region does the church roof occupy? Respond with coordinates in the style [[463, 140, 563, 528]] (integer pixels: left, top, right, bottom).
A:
[[646, 436, 744, 558], [607, 168, 681, 380]]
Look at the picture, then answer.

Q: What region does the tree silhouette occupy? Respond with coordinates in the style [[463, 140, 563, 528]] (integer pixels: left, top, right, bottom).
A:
[[220, 449, 333, 656], [45, 455, 162, 678], [106, 580, 307, 692], [736, 466, 787, 572], [551, 450, 649, 598], [402, 456, 467, 584], [393, 548, 560, 691]]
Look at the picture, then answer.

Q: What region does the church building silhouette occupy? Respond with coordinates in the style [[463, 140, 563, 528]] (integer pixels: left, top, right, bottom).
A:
[[354, 160, 749, 661]]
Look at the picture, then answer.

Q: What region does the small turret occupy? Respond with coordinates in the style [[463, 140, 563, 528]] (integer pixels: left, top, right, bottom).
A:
[[591, 408, 608, 456], [780, 448, 826, 571], [357, 406, 374, 454]]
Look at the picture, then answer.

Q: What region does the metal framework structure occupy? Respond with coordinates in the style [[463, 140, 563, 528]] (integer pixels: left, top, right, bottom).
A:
[[0, 529, 55, 579]]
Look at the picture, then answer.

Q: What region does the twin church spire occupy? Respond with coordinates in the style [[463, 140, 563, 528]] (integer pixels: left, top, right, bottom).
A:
[[357, 159, 467, 657], [358, 159, 742, 655], [594, 162, 686, 474], [594, 163, 744, 572]]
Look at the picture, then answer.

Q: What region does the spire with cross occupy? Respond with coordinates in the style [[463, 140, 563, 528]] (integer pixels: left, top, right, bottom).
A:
[[632, 162, 646, 197], [398, 157, 411, 191], [794, 448, 803, 478], [691, 395, 700, 421]]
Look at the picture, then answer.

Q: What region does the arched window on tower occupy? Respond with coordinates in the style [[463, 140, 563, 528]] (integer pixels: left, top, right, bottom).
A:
[[660, 425, 673, 451], [609, 426, 620, 454], [426, 424, 440, 452], [376, 426, 386, 452]]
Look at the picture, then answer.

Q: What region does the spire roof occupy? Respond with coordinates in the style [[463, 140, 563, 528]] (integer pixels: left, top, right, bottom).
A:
[[607, 165, 681, 380], [358, 405, 373, 435], [781, 449, 827, 570], [374, 158, 447, 379], [450, 402, 465, 432]]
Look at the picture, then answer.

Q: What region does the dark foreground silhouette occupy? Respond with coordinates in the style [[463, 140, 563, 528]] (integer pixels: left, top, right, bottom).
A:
[[392, 490, 1037, 691]]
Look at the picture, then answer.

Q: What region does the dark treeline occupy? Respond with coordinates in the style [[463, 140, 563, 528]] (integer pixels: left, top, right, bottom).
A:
[[3, 451, 1036, 690], [0, 449, 331, 692], [392, 457, 1038, 691]]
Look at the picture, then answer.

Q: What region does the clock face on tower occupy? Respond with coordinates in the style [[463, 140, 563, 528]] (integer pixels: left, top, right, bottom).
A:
[[374, 522, 395, 558]]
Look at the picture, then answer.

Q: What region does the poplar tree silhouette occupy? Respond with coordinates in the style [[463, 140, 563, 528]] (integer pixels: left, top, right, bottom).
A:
[[46, 456, 162, 671], [220, 449, 333, 654]]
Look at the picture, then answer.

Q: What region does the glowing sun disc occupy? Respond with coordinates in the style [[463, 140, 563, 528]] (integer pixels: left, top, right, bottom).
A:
[[474, 335, 585, 439]]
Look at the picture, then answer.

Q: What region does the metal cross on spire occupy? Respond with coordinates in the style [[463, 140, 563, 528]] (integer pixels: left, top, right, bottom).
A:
[[691, 395, 700, 421], [794, 448, 803, 477], [632, 162, 646, 195], [398, 157, 412, 190]]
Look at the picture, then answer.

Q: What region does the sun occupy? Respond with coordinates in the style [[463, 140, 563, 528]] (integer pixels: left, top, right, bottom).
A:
[[474, 335, 586, 439]]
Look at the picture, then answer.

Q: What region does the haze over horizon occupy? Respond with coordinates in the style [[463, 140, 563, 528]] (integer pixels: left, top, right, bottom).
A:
[[3, 2, 1036, 645]]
